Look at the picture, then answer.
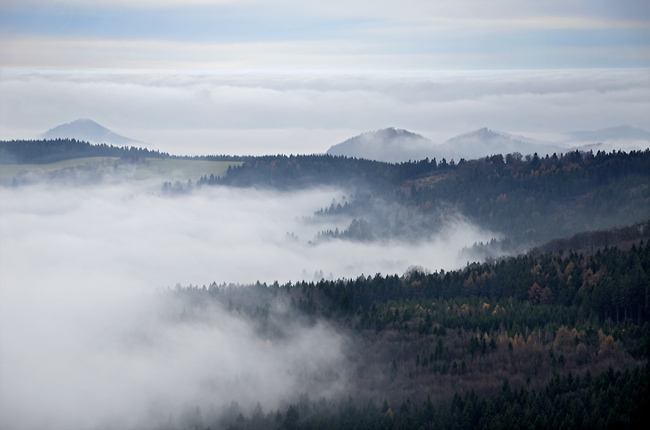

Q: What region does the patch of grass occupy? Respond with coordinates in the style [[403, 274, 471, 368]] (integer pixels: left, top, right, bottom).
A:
[[0, 157, 241, 183]]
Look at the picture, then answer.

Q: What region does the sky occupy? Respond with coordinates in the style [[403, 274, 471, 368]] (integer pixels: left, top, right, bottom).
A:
[[1, 0, 649, 69], [1, 0, 649, 154]]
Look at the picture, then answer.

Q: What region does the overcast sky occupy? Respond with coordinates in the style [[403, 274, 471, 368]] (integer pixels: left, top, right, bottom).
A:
[[2, 0, 649, 69], [1, 0, 649, 153]]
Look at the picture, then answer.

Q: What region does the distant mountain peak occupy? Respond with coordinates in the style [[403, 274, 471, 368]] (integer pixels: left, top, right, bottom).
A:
[[42, 118, 138, 146], [326, 128, 434, 163]]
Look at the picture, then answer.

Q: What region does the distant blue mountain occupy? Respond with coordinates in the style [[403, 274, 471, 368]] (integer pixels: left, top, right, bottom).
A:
[[42, 119, 139, 146]]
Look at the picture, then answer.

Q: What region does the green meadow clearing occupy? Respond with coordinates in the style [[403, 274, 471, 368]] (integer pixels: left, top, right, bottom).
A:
[[0, 157, 241, 183]]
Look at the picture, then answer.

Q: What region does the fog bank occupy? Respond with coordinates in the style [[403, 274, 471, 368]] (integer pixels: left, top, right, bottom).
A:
[[0, 180, 496, 429]]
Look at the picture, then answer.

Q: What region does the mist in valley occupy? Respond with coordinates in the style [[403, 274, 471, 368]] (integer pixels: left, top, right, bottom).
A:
[[2, 0, 649, 426], [0, 175, 498, 429]]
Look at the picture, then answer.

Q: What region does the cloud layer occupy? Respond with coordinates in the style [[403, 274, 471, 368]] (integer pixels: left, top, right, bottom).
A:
[[1, 68, 648, 155]]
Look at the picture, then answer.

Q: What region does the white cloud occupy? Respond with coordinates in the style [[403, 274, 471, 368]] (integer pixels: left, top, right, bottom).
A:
[[0, 37, 401, 69], [121, 128, 358, 156], [1, 68, 648, 154]]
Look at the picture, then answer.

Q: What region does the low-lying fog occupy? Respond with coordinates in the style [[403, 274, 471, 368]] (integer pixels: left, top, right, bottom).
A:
[[0, 178, 497, 429]]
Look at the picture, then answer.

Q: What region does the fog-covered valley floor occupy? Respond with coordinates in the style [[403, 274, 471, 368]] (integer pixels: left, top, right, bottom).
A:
[[0, 178, 497, 429]]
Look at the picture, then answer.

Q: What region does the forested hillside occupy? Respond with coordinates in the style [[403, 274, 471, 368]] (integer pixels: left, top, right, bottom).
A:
[[203, 149, 650, 247], [6, 139, 649, 252], [167, 239, 650, 429]]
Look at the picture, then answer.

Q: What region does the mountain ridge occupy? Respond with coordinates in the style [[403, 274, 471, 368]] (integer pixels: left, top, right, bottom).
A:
[[326, 125, 650, 163]]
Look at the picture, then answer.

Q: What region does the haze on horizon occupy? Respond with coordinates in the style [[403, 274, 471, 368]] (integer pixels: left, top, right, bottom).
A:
[[1, 0, 649, 155]]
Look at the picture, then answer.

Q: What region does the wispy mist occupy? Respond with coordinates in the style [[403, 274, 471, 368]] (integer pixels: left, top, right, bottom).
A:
[[0, 178, 495, 429]]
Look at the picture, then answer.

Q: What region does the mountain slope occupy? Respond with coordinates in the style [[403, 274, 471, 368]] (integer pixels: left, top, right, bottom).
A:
[[326, 128, 435, 163], [42, 119, 139, 146]]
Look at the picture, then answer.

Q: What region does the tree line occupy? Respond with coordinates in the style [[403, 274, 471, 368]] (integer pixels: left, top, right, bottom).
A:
[[0, 138, 248, 164], [200, 149, 650, 247]]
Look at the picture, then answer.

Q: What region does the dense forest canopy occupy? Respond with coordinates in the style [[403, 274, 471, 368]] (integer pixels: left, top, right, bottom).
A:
[[198, 149, 650, 249], [166, 238, 650, 429], [171, 148, 650, 429]]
